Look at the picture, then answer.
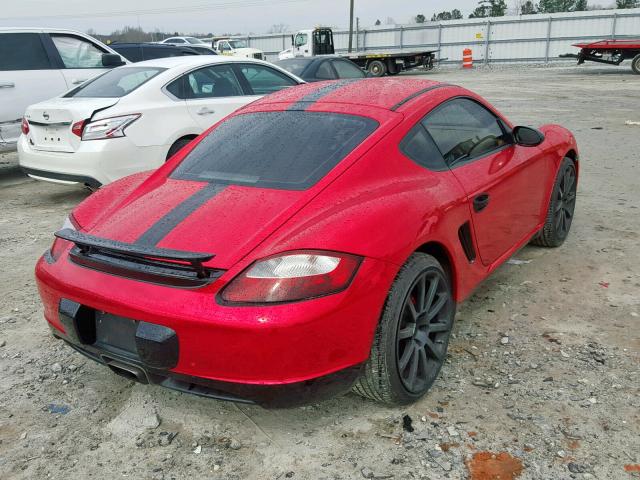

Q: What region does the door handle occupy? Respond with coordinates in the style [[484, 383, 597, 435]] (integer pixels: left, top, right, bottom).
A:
[[473, 193, 490, 213], [197, 107, 215, 115], [0, 82, 15, 89], [72, 79, 88, 85]]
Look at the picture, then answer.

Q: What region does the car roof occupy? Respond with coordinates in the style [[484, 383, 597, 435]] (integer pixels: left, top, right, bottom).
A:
[[116, 55, 268, 69], [0, 27, 91, 33], [247, 78, 456, 112]]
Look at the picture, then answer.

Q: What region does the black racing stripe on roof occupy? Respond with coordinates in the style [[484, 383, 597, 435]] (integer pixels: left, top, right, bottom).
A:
[[287, 79, 364, 111], [135, 183, 226, 247], [390, 84, 453, 111]]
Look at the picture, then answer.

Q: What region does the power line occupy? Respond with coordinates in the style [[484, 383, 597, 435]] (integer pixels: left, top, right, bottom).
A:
[[2, 0, 313, 21]]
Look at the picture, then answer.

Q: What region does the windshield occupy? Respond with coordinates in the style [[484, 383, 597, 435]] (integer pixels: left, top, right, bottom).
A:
[[228, 40, 248, 49], [172, 111, 378, 190], [65, 67, 165, 98], [186, 37, 206, 45], [275, 59, 312, 76]]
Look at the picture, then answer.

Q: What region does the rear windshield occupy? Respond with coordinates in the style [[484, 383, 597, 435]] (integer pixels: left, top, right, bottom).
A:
[[275, 59, 312, 77], [65, 67, 165, 98], [172, 111, 378, 190]]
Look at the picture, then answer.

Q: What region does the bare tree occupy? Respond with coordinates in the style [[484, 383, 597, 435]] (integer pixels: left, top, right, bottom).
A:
[[268, 23, 289, 34]]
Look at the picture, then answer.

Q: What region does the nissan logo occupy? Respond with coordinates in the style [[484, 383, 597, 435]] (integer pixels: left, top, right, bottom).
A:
[[42, 112, 49, 120]]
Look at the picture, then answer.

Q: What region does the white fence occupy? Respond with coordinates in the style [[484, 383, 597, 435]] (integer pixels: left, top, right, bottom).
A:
[[243, 8, 640, 64]]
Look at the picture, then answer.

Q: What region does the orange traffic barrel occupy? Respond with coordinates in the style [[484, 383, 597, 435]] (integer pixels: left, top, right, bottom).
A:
[[463, 48, 473, 69]]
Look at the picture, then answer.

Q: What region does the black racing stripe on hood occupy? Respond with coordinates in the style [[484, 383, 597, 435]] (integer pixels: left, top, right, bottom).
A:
[[136, 183, 226, 246], [287, 79, 364, 111]]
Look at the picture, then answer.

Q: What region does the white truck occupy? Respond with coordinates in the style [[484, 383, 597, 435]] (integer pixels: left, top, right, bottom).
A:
[[212, 38, 265, 60], [278, 27, 438, 77], [0, 28, 126, 147]]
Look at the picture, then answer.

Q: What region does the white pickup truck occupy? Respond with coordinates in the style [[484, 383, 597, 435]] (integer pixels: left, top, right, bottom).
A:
[[212, 38, 265, 60], [0, 28, 126, 147]]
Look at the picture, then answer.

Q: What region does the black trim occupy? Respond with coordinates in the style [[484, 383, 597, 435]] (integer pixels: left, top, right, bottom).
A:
[[57, 228, 219, 287], [458, 221, 477, 262], [136, 183, 226, 246], [390, 83, 452, 111], [287, 78, 363, 110], [21, 167, 101, 188]]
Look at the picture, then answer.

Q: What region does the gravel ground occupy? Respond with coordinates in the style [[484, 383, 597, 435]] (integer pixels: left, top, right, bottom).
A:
[[0, 64, 638, 480]]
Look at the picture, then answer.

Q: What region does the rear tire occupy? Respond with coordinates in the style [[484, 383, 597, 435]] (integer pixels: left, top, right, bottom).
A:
[[367, 60, 387, 77], [632, 54, 640, 75], [352, 253, 455, 405], [166, 137, 194, 161], [530, 157, 577, 247]]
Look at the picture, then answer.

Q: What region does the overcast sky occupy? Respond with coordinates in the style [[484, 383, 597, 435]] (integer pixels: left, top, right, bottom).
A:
[[1, 0, 491, 35]]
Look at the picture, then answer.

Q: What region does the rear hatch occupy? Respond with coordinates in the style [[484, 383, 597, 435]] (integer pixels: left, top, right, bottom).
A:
[[25, 97, 119, 153]]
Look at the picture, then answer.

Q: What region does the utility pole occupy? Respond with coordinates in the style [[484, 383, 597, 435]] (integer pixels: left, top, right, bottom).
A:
[[348, 0, 354, 53]]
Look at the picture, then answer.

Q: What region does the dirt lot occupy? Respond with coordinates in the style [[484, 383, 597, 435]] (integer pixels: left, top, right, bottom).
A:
[[1, 64, 638, 480]]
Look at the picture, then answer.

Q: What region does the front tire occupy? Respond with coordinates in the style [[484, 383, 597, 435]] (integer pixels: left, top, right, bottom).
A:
[[353, 253, 455, 405], [530, 157, 577, 247], [632, 54, 640, 75]]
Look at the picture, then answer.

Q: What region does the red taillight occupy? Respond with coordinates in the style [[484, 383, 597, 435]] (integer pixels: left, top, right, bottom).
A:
[[71, 120, 86, 138], [220, 250, 362, 304], [49, 238, 68, 262], [21, 118, 29, 135]]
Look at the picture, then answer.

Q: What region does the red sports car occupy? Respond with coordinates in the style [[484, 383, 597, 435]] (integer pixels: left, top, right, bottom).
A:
[[35, 78, 578, 407]]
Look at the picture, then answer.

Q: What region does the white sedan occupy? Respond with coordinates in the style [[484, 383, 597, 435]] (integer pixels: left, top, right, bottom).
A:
[[18, 56, 303, 187]]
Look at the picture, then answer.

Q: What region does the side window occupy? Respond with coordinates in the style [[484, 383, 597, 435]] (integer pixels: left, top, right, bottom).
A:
[[422, 98, 509, 165], [165, 76, 185, 99], [51, 35, 106, 69], [220, 42, 231, 51], [0, 33, 52, 71], [295, 34, 308, 47], [315, 61, 336, 80], [400, 124, 447, 171], [236, 64, 297, 95], [332, 60, 364, 79], [170, 38, 185, 44], [184, 64, 243, 99]]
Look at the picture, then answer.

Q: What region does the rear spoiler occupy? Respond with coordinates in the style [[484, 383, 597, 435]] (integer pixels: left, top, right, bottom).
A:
[[55, 229, 218, 286]]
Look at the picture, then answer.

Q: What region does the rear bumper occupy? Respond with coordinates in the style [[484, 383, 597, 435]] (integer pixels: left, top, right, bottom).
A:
[[35, 250, 397, 398], [17, 134, 165, 186], [50, 311, 363, 407]]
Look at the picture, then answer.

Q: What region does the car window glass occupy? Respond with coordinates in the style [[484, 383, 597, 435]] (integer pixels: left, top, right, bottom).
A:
[[165, 76, 184, 99], [173, 111, 378, 190], [274, 59, 309, 76], [400, 124, 447, 171], [332, 60, 365, 79], [65, 67, 164, 98], [51, 35, 106, 68], [315, 61, 336, 80], [295, 34, 308, 47], [237, 64, 297, 95], [423, 98, 509, 165], [220, 42, 231, 51], [169, 38, 185, 44], [184, 64, 243, 98], [0, 33, 52, 70]]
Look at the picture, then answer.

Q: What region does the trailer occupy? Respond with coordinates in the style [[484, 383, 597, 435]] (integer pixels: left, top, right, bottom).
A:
[[561, 39, 640, 74], [278, 28, 438, 77]]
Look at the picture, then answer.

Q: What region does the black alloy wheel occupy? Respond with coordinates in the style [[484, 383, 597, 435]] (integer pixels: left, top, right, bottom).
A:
[[396, 269, 453, 393]]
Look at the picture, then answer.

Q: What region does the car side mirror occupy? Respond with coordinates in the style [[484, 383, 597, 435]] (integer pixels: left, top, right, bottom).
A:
[[513, 126, 544, 147], [102, 53, 125, 67]]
